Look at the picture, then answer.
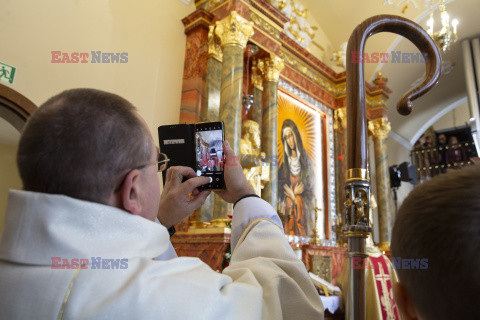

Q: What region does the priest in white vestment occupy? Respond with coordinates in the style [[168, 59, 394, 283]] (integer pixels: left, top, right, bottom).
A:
[[0, 88, 323, 319]]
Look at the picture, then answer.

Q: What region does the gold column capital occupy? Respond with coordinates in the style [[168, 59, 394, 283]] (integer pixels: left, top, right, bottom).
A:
[[368, 117, 391, 140], [258, 54, 284, 82], [334, 107, 347, 132], [208, 25, 223, 62], [252, 60, 263, 90], [215, 11, 254, 49]]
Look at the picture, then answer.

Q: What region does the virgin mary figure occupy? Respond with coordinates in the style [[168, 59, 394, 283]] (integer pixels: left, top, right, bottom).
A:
[[278, 119, 315, 237]]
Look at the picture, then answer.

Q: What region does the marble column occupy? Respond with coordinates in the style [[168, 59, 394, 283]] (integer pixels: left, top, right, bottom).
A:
[[259, 54, 284, 207], [212, 11, 254, 220], [368, 118, 393, 250], [198, 25, 223, 223]]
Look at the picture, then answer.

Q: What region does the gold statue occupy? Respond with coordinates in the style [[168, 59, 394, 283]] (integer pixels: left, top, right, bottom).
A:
[[366, 194, 377, 248], [240, 120, 269, 196]]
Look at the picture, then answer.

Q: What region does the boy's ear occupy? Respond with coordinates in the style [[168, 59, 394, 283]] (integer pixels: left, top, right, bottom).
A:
[[393, 282, 421, 320], [119, 169, 143, 215]]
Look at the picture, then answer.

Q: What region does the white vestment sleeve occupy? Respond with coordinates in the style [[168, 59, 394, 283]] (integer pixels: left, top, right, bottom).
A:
[[154, 240, 177, 260], [224, 197, 324, 319], [153, 218, 178, 260]]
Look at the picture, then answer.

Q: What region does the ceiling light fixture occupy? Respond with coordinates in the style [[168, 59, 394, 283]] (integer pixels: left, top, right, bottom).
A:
[[426, 0, 458, 51]]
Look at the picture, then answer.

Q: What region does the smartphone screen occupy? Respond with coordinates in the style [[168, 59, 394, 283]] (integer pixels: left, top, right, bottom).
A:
[[195, 122, 225, 189]]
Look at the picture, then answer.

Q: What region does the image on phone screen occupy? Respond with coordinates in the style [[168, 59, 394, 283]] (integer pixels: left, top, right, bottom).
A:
[[195, 122, 225, 188]]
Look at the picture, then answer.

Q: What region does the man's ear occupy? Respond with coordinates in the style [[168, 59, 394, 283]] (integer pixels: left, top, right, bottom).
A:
[[393, 282, 421, 320], [119, 169, 143, 215]]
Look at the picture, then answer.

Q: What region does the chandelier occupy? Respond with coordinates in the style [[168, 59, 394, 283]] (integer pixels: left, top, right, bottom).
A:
[[426, 0, 458, 51], [383, 0, 459, 51]]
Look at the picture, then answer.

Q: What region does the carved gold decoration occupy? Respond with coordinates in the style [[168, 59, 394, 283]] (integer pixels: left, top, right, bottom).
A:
[[241, 120, 261, 154], [196, 0, 222, 10], [332, 218, 345, 247], [194, 218, 231, 234], [368, 118, 391, 140], [279, 49, 341, 95], [209, 218, 231, 228], [367, 96, 387, 108], [311, 255, 332, 283], [336, 83, 346, 96], [241, 120, 269, 196], [258, 54, 284, 82], [268, 0, 317, 48], [215, 11, 254, 49], [195, 0, 209, 7], [189, 220, 211, 229], [207, 25, 223, 62], [251, 60, 263, 91], [334, 107, 347, 132], [377, 241, 390, 252], [331, 42, 347, 68], [249, 11, 281, 40]]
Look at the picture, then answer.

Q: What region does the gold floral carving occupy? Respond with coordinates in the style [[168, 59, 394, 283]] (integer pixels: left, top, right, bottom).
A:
[[249, 11, 280, 39], [215, 11, 254, 49], [368, 118, 391, 140], [195, 0, 222, 10], [208, 25, 223, 62], [367, 95, 387, 107], [279, 49, 339, 95], [334, 107, 347, 132], [251, 60, 263, 90], [258, 54, 284, 82]]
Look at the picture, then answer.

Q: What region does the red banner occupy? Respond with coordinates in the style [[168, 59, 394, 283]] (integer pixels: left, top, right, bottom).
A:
[[369, 256, 400, 320]]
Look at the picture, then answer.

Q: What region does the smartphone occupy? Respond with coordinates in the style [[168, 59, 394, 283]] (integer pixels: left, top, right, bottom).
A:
[[194, 122, 225, 190], [158, 121, 225, 190]]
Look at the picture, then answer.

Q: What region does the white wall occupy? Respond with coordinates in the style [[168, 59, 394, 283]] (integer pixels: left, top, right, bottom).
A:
[[1, 0, 195, 145], [0, 0, 196, 233], [433, 101, 471, 131]]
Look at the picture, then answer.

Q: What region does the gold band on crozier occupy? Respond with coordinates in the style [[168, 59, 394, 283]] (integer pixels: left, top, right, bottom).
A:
[[346, 168, 370, 182]]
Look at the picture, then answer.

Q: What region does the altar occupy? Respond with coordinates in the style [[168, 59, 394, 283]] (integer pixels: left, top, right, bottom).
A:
[[173, 0, 401, 318]]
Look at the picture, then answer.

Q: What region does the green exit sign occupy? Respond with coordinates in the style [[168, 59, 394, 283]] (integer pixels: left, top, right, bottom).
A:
[[0, 61, 16, 84]]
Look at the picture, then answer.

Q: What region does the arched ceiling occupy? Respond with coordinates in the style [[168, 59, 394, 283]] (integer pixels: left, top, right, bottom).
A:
[[302, 0, 480, 146]]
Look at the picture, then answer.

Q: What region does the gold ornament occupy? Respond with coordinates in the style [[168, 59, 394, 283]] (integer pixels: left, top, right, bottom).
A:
[[207, 25, 222, 62], [368, 118, 391, 140], [258, 54, 284, 82], [334, 107, 347, 132], [251, 61, 263, 91], [215, 11, 254, 49]]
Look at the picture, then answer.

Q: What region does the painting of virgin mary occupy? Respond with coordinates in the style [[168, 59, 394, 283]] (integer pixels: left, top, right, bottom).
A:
[[278, 119, 315, 237]]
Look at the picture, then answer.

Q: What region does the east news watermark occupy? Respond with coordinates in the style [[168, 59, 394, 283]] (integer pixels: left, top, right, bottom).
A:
[[352, 257, 429, 270], [51, 51, 128, 64], [351, 51, 429, 64], [51, 257, 128, 269]]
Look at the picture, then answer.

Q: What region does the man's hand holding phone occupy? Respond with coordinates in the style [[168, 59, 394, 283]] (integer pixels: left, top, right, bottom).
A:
[[215, 141, 256, 204], [157, 166, 211, 228], [157, 141, 255, 228]]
